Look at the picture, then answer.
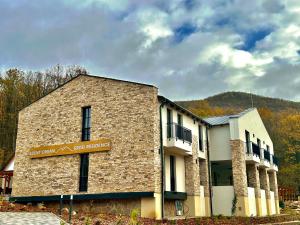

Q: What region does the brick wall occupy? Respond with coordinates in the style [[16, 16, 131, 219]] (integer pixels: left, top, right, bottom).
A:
[[12, 75, 161, 197]]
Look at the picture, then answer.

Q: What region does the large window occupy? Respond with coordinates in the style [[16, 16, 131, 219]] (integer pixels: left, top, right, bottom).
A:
[[82, 106, 91, 141], [198, 125, 203, 151], [79, 154, 89, 192], [170, 155, 176, 192], [167, 108, 172, 138], [79, 106, 91, 192], [245, 130, 251, 153]]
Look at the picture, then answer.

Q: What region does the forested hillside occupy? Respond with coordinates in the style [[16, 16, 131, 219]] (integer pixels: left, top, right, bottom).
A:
[[177, 92, 300, 190], [0, 65, 87, 167]]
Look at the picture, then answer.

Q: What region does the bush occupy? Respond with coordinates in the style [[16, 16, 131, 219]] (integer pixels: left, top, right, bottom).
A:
[[279, 200, 285, 209]]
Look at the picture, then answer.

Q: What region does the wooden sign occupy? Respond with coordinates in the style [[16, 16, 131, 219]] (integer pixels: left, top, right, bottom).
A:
[[29, 139, 111, 159]]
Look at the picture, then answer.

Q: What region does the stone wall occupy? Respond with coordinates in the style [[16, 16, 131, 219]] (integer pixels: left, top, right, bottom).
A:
[[230, 140, 248, 197], [185, 136, 200, 196], [259, 168, 270, 199], [12, 75, 161, 197], [247, 164, 261, 198]]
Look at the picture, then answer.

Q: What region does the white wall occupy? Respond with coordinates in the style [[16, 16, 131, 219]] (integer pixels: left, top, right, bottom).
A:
[[261, 189, 268, 216], [230, 109, 274, 155], [161, 105, 206, 154], [164, 154, 185, 192], [209, 125, 231, 161], [212, 186, 235, 216], [248, 187, 257, 216], [199, 185, 206, 216], [4, 158, 14, 171], [270, 191, 276, 215]]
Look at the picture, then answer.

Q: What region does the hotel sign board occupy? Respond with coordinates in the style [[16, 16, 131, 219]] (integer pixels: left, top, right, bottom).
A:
[[29, 139, 111, 159]]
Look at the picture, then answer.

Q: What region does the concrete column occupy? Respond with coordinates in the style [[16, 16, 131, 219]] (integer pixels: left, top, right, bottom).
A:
[[247, 164, 262, 216], [184, 136, 201, 217], [260, 168, 271, 215], [231, 140, 249, 216], [269, 171, 280, 214], [200, 158, 211, 216]]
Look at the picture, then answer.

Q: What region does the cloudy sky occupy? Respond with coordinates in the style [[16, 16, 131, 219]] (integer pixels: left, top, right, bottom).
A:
[[0, 0, 300, 101]]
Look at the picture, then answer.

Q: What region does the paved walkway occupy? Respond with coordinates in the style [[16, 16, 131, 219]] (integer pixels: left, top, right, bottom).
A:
[[0, 212, 65, 225]]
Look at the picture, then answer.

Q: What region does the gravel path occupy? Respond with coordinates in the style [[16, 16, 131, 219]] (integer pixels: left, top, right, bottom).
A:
[[0, 212, 66, 225]]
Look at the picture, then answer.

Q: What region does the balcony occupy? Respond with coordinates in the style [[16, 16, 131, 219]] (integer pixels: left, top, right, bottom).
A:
[[260, 149, 271, 168], [270, 155, 279, 172], [245, 142, 261, 163], [164, 123, 192, 155]]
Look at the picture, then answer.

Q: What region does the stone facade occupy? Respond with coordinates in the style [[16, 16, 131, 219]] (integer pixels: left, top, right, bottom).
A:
[[231, 140, 248, 197], [247, 164, 261, 198], [184, 136, 200, 196], [13, 75, 161, 197]]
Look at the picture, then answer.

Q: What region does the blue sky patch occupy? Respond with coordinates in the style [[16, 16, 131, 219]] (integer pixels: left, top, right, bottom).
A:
[[173, 23, 197, 43], [239, 28, 273, 51], [183, 0, 195, 11]]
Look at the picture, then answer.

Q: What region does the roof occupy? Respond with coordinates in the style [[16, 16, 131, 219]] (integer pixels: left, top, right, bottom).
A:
[[203, 108, 256, 126], [158, 95, 210, 126], [1, 155, 14, 172], [20, 74, 157, 111]]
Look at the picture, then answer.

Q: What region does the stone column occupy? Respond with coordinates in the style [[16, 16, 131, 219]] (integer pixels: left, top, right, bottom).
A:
[[269, 171, 280, 214], [231, 140, 249, 216], [184, 136, 201, 217], [200, 158, 211, 216], [260, 168, 271, 215], [247, 164, 262, 216]]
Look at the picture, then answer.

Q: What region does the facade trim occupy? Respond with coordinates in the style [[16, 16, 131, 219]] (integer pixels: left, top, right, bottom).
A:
[[164, 191, 187, 200], [10, 192, 155, 203]]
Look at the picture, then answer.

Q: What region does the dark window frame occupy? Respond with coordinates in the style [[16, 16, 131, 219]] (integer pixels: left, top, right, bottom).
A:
[[170, 155, 176, 192], [199, 125, 203, 151], [79, 106, 91, 192], [167, 108, 172, 138]]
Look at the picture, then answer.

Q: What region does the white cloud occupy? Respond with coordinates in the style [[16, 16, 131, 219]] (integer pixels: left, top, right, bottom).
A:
[[0, 0, 300, 101]]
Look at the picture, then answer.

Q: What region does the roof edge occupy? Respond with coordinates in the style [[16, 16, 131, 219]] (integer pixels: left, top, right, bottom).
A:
[[158, 95, 210, 126], [19, 74, 157, 112]]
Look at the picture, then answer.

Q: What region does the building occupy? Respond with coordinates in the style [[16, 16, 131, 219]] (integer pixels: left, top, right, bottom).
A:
[[10, 74, 211, 219], [0, 156, 14, 195], [10, 74, 279, 219], [204, 109, 280, 216]]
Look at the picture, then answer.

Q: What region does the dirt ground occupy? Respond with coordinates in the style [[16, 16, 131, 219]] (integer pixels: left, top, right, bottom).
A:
[[0, 201, 300, 225]]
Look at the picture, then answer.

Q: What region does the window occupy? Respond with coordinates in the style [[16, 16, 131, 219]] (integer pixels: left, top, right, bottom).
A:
[[170, 155, 176, 192], [82, 107, 91, 141], [266, 145, 270, 152], [167, 108, 172, 138], [198, 125, 203, 151], [245, 130, 250, 153], [177, 114, 182, 126], [257, 138, 261, 148], [79, 106, 91, 192], [79, 154, 89, 192]]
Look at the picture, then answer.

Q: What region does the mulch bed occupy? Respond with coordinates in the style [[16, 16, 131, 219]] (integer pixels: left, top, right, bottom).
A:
[[0, 201, 299, 225]]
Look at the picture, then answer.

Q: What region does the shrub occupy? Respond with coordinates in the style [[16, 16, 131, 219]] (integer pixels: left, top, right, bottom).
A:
[[130, 208, 139, 225], [279, 200, 285, 209]]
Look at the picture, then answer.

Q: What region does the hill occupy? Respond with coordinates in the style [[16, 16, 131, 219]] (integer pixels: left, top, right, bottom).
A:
[[177, 91, 300, 190], [177, 91, 300, 112]]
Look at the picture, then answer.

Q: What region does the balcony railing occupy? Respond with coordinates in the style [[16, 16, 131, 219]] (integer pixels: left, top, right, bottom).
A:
[[167, 123, 192, 144], [264, 150, 271, 162], [252, 143, 261, 157], [245, 142, 260, 157], [272, 155, 279, 166]]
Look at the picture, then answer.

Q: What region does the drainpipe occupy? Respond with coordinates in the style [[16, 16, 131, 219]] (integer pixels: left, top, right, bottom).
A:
[[206, 126, 213, 216], [159, 101, 166, 219]]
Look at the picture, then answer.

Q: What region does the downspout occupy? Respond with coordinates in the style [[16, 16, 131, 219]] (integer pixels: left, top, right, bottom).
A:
[[159, 101, 166, 219], [206, 126, 213, 216]]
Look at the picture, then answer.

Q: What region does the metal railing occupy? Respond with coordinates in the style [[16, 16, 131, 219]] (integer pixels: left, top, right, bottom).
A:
[[245, 141, 260, 157], [167, 123, 192, 144], [272, 155, 279, 166], [264, 150, 270, 162]]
